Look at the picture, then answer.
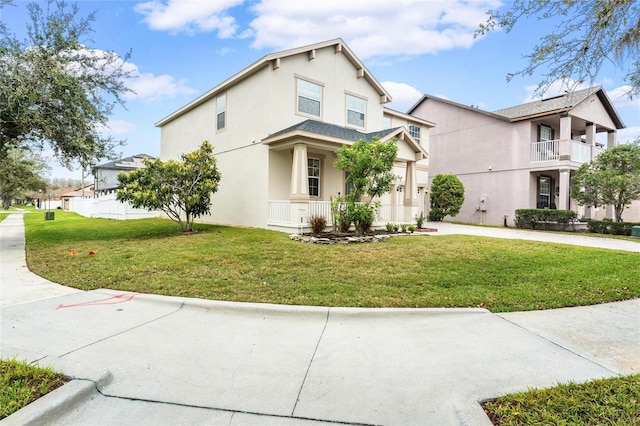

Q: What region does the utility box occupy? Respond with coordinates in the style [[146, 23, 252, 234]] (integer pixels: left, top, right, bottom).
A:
[[479, 195, 488, 212], [632, 226, 640, 238], [45, 212, 55, 220]]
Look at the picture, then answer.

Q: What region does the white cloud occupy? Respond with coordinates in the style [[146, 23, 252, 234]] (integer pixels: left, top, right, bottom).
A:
[[125, 71, 198, 102], [98, 120, 136, 135], [382, 81, 422, 111], [607, 85, 640, 110], [522, 79, 592, 103], [617, 126, 640, 144], [248, 0, 501, 58], [135, 0, 244, 36]]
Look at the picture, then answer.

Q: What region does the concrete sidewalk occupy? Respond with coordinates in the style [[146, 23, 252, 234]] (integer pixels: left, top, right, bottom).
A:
[[1, 213, 638, 425]]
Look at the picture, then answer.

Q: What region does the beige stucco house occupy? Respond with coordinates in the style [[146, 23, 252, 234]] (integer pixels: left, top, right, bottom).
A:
[[408, 87, 626, 226], [94, 154, 155, 194], [157, 39, 432, 232]]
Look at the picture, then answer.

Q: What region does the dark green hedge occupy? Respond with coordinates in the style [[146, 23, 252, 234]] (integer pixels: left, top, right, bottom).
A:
[[514, 209, 578, 230], [587, 220, 640, 236]]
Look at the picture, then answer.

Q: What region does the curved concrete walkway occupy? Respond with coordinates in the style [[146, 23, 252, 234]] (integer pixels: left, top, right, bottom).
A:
[[1, 212, 638, 425]]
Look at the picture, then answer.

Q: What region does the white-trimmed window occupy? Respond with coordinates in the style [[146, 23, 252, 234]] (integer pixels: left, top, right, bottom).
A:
[[308, 158, 320, 197], [409, 124, 421, 144], [297, 79, 322, 117], [539, 124, 554, 141], [216, 93, 226, 131], [346, 94, 366, 128]]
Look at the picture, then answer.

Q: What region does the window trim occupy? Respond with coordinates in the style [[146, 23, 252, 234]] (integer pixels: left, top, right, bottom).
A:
[[216, 92, 226, 132], [538, 124, 554, 141], [308, 157, 321, 197], [345, 92, 367, 129], [408, 124, 421, 144], [296, 76, 324, 119]]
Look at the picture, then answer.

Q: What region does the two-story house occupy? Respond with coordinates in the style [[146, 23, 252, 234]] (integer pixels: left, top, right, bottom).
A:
[[156, 39, 432, 232], [408, 87, 625, 226], [93, 154, 155, 194]]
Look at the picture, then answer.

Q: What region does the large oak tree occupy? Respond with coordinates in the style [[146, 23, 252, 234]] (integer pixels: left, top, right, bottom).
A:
[[0, 0, 133, 169]]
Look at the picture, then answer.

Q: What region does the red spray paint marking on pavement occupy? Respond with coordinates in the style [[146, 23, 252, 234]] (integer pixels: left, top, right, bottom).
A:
[[56, 293, 136, 309]]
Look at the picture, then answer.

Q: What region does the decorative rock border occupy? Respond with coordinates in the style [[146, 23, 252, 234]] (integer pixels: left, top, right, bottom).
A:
[[290, 234, 392, 244]]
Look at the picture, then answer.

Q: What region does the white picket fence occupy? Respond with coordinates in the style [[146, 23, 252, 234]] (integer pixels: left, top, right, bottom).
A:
[[69, 192, 161, 220]]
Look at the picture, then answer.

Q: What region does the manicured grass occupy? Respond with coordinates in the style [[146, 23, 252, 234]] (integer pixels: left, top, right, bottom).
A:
[[483, 374, 640, 425], [0, 213, 8, 222], [0, 359, 66, 419], [23, 211, 639, 312]]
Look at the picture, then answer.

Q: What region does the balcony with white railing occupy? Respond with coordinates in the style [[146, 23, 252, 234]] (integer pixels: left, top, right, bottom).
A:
[[531, 139, 595, 164]]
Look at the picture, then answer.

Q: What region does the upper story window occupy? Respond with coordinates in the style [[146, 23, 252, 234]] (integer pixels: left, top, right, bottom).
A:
[[216, 93, 226, 131], [539, 124, 554, 141], [383, 115, 392, 129], [308, 158, 321, 197], [346, 94, 366, 128], [409, 124, 421, 144], [297, 78, 322, 117]]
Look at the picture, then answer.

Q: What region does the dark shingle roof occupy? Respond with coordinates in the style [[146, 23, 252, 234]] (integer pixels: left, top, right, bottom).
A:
[[267, 119, 398, 142], [94, 154, 155, 170]]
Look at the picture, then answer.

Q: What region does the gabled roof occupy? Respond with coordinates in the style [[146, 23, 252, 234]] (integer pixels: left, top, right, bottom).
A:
[[407, 94, 510, 122], [383, 107, 436, 128], [262, 119, 428, 159], [156, 38, 391, 127], [94, 154, 155, 171], [492, 86, 625, 129]]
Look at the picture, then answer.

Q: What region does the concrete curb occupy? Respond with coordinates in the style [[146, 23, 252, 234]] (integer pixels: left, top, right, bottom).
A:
[[0, 356, 113, 426], [2, 380, 97, 426]]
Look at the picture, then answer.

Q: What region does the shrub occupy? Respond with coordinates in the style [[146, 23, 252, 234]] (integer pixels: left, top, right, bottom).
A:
[[350, 203, 376, 235], [400, 224, 408, 232], [414, 212, 425, 228], [309, 215, 327, 236], [392, 223, 399, 232], [429, 174, 465, 222], [408, 224, 416, 233], [385, 222, 394, 232], [514, 209, 577, 231], [330, 196, 351, 233], [587, 220, 640, 236]]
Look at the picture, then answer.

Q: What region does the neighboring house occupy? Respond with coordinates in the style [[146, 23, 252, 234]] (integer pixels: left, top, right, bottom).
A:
[[157, 39, 432, 232], [93, 154, 155, 194], [59, 185, 95, 210], [408, 87, 625, 226]]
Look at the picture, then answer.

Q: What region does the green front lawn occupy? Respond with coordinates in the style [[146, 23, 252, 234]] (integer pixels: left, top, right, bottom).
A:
[[0, 359, 66, 419], [24, 212, 639, 312], [483, 374, 640, 425]]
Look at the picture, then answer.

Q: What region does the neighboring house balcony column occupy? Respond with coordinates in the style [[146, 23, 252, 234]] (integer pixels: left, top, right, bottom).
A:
[[558, 115, 572, 160], [558, 168, 570, 210], [403, 161, 418, 222], [605, 130, 617, 219], [290, 143, 310, 228], [586, 123, 596, 161]]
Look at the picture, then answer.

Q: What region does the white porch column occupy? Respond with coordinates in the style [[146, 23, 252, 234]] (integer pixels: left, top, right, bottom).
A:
[[290, 144, 310, 201], [559, 115, 572, 160], [607, 131, 617, 149], [585, 122, 596, 160], [403, 161, 418, 221], [558, 168, 570, 210], [604, 131, 617, 219]]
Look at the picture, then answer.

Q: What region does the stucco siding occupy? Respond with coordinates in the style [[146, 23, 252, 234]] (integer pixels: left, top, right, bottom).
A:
[[571, 93, 618, 130]]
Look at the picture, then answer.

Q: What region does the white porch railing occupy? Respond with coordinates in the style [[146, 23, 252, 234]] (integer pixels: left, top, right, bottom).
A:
[[570, 140, 591, 163], [268, 200, 412, 227], [531, 139, 595, 163], [531, 140, 559, 162]]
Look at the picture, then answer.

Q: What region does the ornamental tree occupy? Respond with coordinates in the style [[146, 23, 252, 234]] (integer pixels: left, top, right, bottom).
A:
[[334, 137, 398, 234], [117, 141, 221, 232], [570, 141, 640, 222], [428, 174, 465, 222]]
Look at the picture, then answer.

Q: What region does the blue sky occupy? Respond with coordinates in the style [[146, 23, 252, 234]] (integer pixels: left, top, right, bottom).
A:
[[3, 0, 639, 180]]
